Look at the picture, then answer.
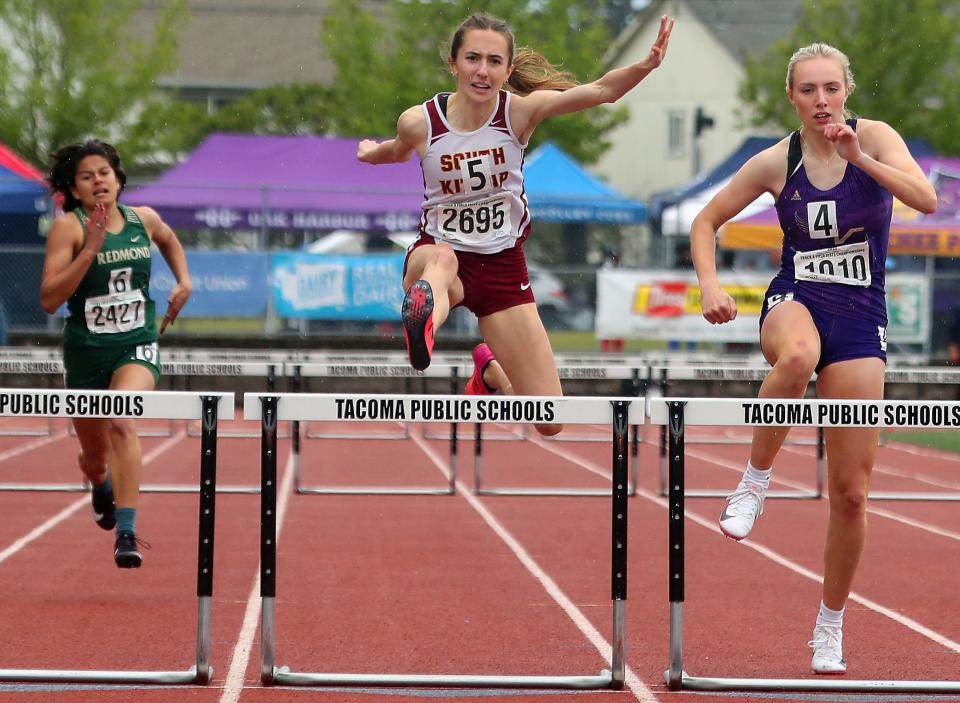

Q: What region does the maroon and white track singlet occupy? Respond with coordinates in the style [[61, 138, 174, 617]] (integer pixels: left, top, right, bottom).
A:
[[418, 91, 531, 255]]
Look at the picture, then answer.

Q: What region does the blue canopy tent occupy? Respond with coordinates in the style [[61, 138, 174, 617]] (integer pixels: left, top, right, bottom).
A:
[[650, 136, 780, 238], [524, 142, 647, 224]]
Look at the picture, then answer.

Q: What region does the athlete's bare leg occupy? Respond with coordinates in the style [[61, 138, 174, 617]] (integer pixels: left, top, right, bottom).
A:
[[481, 360, 512, 394], [106, 363, 156, 510], [815, 357, 884, 610], [479, 303, 562, 436], [403, 243, 464, 331], [752, 301, 821, 468]]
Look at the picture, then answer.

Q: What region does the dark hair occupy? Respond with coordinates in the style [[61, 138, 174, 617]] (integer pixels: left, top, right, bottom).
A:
[[449, 14, 577, 97], [47, 139, 127, 212]]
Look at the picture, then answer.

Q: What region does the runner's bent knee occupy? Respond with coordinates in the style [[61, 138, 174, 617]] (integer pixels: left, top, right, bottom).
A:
[[106, 417, 137, 443], [775, 342, 819, 384]]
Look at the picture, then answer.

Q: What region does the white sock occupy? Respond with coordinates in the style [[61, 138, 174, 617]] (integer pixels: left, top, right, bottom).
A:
[[744, 461, 772, 488], [816, 601, 845, 628]]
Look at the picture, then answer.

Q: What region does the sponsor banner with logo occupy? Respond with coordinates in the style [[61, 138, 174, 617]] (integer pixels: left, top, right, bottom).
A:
[[885, 274, 930, 343], [596, 270, 929, 344], [271, 252, 404, 320], [151, 250, 269, 318]]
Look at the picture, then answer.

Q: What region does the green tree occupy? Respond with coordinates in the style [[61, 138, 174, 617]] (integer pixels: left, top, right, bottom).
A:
[[740, 0, 960, 155], [319, 0, 629, 164], [0, 0, 187, 170], [125, 82, 335, 171]]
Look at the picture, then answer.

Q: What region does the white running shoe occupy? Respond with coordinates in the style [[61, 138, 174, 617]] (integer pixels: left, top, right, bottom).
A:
[[718, 479, 766, 540], [809, 623, 846, 674]]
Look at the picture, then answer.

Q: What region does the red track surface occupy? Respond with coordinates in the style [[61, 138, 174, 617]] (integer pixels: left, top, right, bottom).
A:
[[0, 416, 957, 703]]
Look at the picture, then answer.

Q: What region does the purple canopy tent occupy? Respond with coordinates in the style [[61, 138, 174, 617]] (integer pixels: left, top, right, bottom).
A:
[[127, 134, 425, 233]]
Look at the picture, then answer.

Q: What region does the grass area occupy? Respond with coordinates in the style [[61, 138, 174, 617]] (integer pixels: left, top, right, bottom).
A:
[[161, 321, 723, 354], [886, 430, 960, 454], [546, 330, 719, 354], [167, 317, 267, 334]]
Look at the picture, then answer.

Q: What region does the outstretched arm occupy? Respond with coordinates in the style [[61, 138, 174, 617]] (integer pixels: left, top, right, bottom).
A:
[[512, 14, 673, 137], [357, 106, 427, 164]]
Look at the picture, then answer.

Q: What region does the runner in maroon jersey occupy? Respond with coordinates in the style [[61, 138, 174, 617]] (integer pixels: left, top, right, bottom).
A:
[[358, 13, 673, 435]]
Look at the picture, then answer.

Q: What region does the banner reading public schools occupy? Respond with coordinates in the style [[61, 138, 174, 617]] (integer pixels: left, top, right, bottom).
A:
[[271, 252, 405, 320], [596, 270, 929, 344]]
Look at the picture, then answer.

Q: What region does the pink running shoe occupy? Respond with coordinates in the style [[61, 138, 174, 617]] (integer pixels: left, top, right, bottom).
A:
[[465, 343, 496, 395]]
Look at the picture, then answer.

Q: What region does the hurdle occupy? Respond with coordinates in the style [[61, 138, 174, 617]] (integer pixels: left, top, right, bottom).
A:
[[0, 388, 231, 684], [294, 362, 455, 441], [1, 356, 184, 440], [651, 366, 960, 502], [288, 364, 465, 494], [870, 367, 960, 501], [651, 397, 960, 694], [414, 361, 645, 497], [471, 365, 643, 497], [170, 359, 284, 440], [0, 366, 255, 494], [246, 392, 638, 689], [650, 365, 824, 500], [0, 359, 61, 438]]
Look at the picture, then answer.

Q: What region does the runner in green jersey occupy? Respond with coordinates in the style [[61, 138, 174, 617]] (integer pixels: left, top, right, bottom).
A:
[[41, 140, 191, 569]]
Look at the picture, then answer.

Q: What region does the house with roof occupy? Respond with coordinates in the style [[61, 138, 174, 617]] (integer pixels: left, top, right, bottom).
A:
[[594, 0, 803, 199], [135, 0, 804, 202], [132, 0, 341, 112]]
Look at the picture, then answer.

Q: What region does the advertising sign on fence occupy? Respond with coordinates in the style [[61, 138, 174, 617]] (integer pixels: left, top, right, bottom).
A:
[[596, 270, 930, 344], [151, 250, 269, 317], [271, 252, 404, 320]]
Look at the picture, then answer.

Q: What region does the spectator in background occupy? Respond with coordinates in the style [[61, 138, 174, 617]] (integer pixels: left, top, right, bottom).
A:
[[947, 310, 960, 365], [600, 246, 625, 352], [40, 139, 191, 569], [358, 13, 673, 433], [674, 241, 694, 269]]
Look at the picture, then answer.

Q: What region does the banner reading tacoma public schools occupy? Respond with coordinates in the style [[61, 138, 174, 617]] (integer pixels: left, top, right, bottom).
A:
[[270, 252, 405, 320], [595, 270, 929, 344]]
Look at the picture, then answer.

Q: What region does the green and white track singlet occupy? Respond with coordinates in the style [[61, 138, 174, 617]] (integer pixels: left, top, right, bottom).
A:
[[64, 205, 157, 349]]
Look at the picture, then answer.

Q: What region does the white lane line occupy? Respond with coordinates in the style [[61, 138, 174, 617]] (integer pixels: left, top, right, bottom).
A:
[[0, 430, 186, 566], [686, 448, 960, 543], [413, 433, 659, 703], [877, 438, 960, 462], [780, 442, 960, 491], [869, 462, 960, 490], [219, 450, 294, 703], [533, 438, 960, 656], [0, 432, 65, 465]]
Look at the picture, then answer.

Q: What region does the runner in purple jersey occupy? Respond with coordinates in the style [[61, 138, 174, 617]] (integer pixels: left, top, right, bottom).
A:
[[689, 44, 936, 674], [770, 118, 893, 326]]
